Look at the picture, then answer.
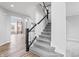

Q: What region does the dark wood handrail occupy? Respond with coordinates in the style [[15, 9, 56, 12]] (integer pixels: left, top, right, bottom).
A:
[[29, 15, 47, 32], [37, 15, 47, 24], [29, 24, 37, 32]]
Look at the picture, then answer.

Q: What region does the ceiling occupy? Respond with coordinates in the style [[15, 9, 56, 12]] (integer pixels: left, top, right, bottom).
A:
[[0, 2, 40, 16], [1, 2, 78, 17], [0, 2, 51, 20], [66, 2, 79, 16], [0, 2, 51, 17]]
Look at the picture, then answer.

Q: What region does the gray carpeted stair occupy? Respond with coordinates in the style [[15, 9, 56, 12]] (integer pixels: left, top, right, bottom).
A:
[[30, 23, 64, 57]]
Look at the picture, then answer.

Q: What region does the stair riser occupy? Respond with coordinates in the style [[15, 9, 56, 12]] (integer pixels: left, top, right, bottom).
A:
[[44, 29, 51, 31], [44, 28, 51, 30], [43, 31, 51, 33], [41, 32, 51, 35], [43, 29, 51, 31], [39, 35, 51, 38], [34, 44, 50, 52], [30, 47, 49, 57], [37, 39, 50, 44], [38, 37, 51, 41], [42, 33, 51, 35], [46, 24, 51, 26], [48, 23, 51, 24], [45, 26, 51, 28], [39, 34, 51, 37], [35, 38, 50, 44], [39, 36, 51, 39], [45, 28, 51, 29], [46, 23, 51, 25]]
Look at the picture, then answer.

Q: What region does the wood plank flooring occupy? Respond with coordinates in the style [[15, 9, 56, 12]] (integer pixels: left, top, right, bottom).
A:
[[0, 34, 39, 57]]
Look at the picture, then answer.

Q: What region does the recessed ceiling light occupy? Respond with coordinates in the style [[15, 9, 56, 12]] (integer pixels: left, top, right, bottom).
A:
[[10, 4, 14, 7]]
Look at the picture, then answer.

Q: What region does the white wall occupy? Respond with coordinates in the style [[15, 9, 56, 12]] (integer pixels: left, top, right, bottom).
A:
[[51, 2, 66, 56], [0, 8, 10, 45], [67, 15, 79, 40], [66, 15, 79, 57], [66, 2, 79, 16], [0, 7, 25, 45]]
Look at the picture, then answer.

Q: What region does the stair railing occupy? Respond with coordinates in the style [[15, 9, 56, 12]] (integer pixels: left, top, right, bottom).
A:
[[26, 2, 49, 51], [43, 2, 49, 19]]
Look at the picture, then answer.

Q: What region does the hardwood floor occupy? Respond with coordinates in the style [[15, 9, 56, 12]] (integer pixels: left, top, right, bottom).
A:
[[0, 34, 39, 57]]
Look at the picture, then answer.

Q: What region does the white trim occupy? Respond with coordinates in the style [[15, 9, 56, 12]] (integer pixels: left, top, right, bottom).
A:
[[0, 41, 10, 47]]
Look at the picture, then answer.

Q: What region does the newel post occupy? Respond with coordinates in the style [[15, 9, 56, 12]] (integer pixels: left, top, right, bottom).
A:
[[26, 28, 29, 51]]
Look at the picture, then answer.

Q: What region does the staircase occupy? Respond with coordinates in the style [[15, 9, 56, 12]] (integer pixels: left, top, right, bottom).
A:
[[30, 23, 64, 57]]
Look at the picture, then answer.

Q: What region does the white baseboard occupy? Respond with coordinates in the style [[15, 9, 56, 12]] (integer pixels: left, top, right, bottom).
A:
[[55, 46, 66, 57], [0, 41, 10, 47]]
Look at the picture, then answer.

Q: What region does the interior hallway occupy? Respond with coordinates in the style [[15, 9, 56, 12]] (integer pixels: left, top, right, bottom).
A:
[[0, 34, 39, 57]]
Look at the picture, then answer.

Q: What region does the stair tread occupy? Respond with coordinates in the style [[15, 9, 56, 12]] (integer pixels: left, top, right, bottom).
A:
[[45, 26, 51, 28], [44, 29, 51, 31], [39, 34, 51, 37], [42, 32, 51, 35], [33, 43, 50, 52], [43, 30, 51, 32], [33, 42, 55, 52], [46, 24, 51, 25], [34, 40, 50, 47], [30, 46, 49, 56], [37, 38, 50, 43], [43, 31, 51, 33]]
